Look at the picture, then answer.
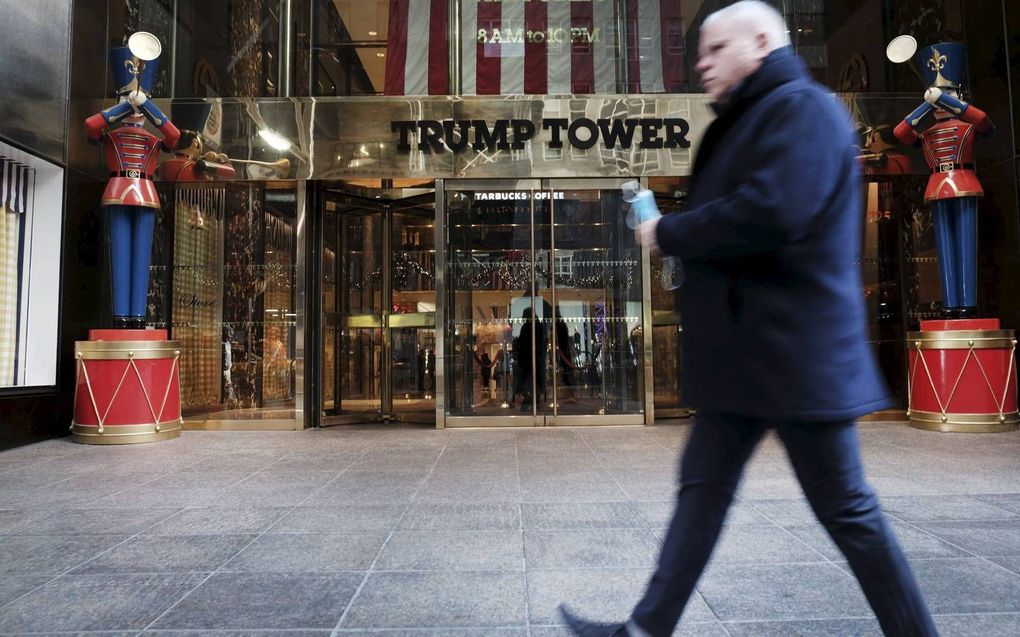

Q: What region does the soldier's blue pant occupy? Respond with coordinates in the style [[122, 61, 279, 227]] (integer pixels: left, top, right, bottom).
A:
[[932, 197, 978, 310], [108, 205, 155, 319], [630, 412, 937, 637]]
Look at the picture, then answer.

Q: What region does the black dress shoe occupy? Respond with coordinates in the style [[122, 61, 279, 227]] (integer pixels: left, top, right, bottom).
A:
[[559, 604, 628, 637], [113, 316, 129, 329], [130, 317, 147, 329]]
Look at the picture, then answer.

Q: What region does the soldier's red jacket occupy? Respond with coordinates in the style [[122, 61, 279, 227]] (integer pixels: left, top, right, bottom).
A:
[[85, 113, 180, 208], [894, 106, 992, 203]]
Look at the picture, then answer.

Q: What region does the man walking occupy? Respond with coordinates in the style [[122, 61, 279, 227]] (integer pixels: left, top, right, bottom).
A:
[[560, 2, 937, 635]]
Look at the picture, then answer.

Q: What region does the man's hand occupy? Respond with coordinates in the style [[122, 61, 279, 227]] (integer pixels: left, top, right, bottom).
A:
[[923, 87, 942, 106], [635, 217, 661, 254], [126, 90, 148, 107]]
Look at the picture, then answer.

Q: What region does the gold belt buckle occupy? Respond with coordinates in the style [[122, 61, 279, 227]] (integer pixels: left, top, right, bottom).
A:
[[126, 169, 141, 179], [939, 162, 954, 173]]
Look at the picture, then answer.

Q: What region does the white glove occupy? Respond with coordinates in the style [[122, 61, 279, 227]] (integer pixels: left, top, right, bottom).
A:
[[127, 90, 148, 107], [923, 87, 942, 105]]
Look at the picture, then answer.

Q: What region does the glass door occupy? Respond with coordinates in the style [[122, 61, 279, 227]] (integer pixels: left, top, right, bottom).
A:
[[443, 179, 646, 426], [320, 187, 436, 425]]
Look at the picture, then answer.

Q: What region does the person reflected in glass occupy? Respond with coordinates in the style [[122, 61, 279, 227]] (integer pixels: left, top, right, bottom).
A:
[[480, 351, 492, 397], [513, 307, 546, 411], [554, 308, 578, 404]]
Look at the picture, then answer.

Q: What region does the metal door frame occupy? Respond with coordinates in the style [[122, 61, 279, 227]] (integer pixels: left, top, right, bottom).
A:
[[319, 188, 437, 426], [439, 178, 649, 428]]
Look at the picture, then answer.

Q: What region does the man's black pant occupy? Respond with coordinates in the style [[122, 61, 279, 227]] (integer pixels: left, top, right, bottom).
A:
[[631, 412, 937, 636]]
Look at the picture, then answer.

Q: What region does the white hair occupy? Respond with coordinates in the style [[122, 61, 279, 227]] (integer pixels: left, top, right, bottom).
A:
[[702, 1, 792, 50]]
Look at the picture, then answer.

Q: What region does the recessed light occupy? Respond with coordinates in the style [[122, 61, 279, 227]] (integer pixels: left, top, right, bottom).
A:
[[368, 30, 378, 36], [376, 52, 385, 58], [258, 129, 292, 151]]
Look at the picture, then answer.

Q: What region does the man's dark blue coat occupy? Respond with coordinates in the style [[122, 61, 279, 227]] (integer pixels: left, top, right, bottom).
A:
[[656, 47, 891, 421]]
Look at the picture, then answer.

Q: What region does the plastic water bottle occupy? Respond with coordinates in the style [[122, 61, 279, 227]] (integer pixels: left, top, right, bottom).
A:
[[622, 181, 684, 290]]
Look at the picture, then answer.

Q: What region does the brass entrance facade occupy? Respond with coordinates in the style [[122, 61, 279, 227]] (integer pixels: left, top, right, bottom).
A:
[[310, 179, 683, 428]]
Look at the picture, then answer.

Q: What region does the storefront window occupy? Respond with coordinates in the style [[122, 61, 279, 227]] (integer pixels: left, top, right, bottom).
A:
[[150, 183, 301, 425], [445, 182, 643, 421]]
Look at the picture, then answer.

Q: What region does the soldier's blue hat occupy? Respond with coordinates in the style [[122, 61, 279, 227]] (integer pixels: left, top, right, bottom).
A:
[[171, 101, 212, 133], [914, 42, 966, 89], [109, 46, 160, 96]]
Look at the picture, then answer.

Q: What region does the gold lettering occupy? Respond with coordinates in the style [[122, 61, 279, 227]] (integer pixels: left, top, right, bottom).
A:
[[490, 28, 502, 44], [551, 28, 566, 43], [477, 29, 487, 43]]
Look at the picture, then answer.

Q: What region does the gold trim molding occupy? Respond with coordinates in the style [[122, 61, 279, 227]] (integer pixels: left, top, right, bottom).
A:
[[71, 418, 183, 445], [907, 409, 1019, 433]]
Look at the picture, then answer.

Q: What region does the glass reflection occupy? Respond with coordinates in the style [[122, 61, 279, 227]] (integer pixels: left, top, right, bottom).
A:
[[445, 185, 643, 419], [150, 183, 299, 423]]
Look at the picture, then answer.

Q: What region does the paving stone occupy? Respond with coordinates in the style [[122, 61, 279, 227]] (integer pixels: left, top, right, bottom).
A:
[[341, 571, 526, 629], [721, 618, 881, 635], [522, 502, 644, 529], [150, 572, 362, 629], [525, 528, 659, 569], [932, 612, 1020, 636], [915, 520, 1020, 556], [415, 479, 521, 503], [0, 535, 131, 576], [697, 562, 871, 621], [0, 509, 64, 535], [269, 451, 366, 471], [973, 493, 1020, 515], [221, 532, 387, 572], [146, 506, 291, 535], [531, 623, 729, 637], [710, 524, 826, 564], [143, 627, 326, 631], [634, 500, 773, 529], [882, 495, 1019, 522], [785, 519, 968, 560], [0, 573, 206, 632], [69, 534, 254, 574], [908, 558, 1020, 614], [0, 575, 50, 606], [527, 568, 716, 625], [376, 530, 523, 571], [397, 502, 520, 530], [334, 629, 526, 636], [989, 555, 1020, 575], [520, 474, 629, 502], [306, 472, 424, 504], [16, 507, 179, 535], [748, 499, 817, 526], [271, 504, 406, 533]]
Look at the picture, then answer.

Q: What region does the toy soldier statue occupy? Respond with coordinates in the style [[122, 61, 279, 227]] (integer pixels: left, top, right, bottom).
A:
[[889, 36, 994, 318], [85, 32, 180, 328], [159, 101, 236, 182]]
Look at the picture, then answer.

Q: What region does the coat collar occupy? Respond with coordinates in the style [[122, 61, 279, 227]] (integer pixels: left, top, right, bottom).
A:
[[711, 47, 806, 116]]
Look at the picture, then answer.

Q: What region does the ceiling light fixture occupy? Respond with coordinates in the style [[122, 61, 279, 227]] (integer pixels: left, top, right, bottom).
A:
[[258, 129, 292, 151]]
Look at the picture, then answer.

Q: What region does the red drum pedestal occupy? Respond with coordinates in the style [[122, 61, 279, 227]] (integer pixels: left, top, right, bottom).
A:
[[907, 319, 1019, 433], [72, 329, 182, 444]]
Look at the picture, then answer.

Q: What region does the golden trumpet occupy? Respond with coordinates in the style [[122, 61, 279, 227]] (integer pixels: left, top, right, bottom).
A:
[[228, 158, 291, 178]]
